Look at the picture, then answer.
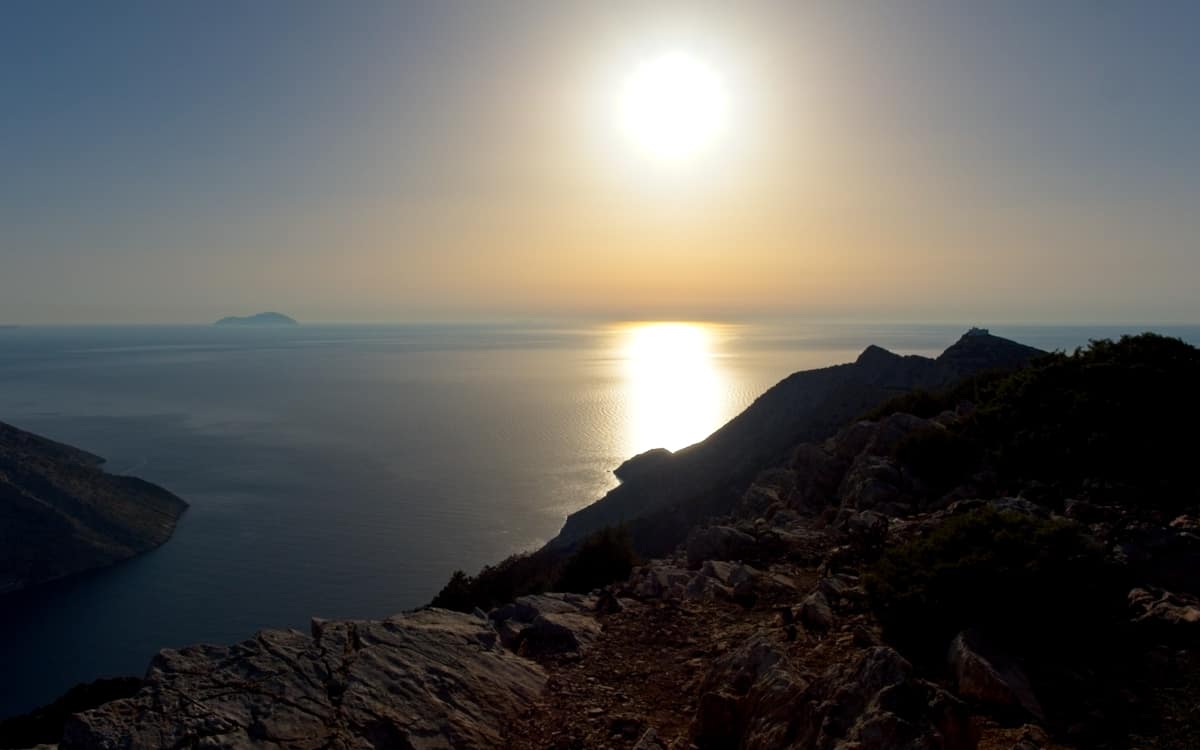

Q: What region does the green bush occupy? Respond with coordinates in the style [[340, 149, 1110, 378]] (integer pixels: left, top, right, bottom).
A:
[[971, 334, 1200, 511], [429, 525, 639, 612], [0, 677, 143, 748], [429, 549, 562, 612], [866, 334, 1200, 514], [555, 525, 639, 593], [865, 508, 1115, 662], [892, 424, 980, 494]]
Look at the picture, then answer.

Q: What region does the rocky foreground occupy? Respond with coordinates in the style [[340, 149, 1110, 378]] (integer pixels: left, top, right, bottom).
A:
[[0, 421, 187, 595], [64, 610, 545, 748]]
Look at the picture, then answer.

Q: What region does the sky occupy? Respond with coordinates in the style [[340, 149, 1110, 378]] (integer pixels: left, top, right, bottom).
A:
[[2, 1, 1198, 324]]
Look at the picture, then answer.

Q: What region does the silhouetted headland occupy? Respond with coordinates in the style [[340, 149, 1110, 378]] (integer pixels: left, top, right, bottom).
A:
[[0, 421, 187, 596]]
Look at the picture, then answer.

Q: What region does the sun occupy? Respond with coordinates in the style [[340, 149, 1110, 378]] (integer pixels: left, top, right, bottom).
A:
[[619, 52, 728, 161]]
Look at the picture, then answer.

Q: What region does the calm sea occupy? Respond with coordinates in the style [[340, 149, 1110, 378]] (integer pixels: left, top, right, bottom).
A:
[[1, 321, 1196, 716]]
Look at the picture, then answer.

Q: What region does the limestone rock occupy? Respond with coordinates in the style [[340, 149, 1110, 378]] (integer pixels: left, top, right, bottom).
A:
[[62, 609, 546, 749], [630, 563, 693, 599], [797, 590, 835, 634], [687, 525, 758, 569], [489, 592, 601, 656], [1129, 586, 1200, 629], [632, 726, 668, 750], [796, 647, 977, 750], [693, 642, 975, 750], [948, 630, 1045, 720]]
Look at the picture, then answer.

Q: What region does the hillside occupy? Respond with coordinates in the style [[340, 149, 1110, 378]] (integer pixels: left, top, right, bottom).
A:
[[0, 421, 188, 596]]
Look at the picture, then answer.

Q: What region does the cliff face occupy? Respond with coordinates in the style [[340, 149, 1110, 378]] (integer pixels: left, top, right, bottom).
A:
[[0, 421, 188, 595], [550, 331, 1042, 555]]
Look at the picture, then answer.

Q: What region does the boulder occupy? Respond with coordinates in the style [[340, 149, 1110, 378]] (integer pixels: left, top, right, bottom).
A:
[[948, 629, 1045, 720], [797, 590, 835, 634], [739, 483, 784, 519], [692, 636, 808, 750], [686, 525, 758, 569], [1129, 587, 1200, 629], [794, 647, 977, 750], [489, 592, 594, 623], [700, 559, 737, 585], [1010, 723, 1050, 750], [489, 592, 602, 655], [632, 727, 668, 750], [63, 609, 546, 749], [518, 612, 603, 657], [693, 642, 976, 750], [788, 442, 842, 514], [631, 563, 693, 599], [838, 455, 911, 516]]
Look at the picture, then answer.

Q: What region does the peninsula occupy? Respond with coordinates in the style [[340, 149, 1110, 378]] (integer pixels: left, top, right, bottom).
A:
[[0, 422, 188, 596]]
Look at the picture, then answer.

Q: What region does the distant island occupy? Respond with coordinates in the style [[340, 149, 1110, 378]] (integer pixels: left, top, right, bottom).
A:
[[212, 312, 298, 327]]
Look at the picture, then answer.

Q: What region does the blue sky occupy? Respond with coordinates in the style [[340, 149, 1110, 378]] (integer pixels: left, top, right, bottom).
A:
[[3, 1, 1198, 323]]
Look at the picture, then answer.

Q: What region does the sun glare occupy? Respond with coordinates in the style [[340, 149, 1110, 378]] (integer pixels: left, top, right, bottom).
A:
[[622, 322, 724, 454], [619, 52, 728, 160]]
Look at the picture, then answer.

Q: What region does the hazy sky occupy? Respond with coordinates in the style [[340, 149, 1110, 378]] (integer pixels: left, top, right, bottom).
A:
[[3, 1, 1198, 324]]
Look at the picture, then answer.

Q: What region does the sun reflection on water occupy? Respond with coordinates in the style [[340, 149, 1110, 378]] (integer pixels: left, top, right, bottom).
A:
[[620, 322, 725, 455]]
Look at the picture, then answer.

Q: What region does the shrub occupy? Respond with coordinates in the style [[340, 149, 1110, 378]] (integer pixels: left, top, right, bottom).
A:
[[429, 525, 639, 612], [429, 549, 562, 612], [864, 508, 1116, 662], [866, 334, 1200, 514], [892, 424, 980, 494], [555, 525, 639, 594], [0, 677, 142, 748]]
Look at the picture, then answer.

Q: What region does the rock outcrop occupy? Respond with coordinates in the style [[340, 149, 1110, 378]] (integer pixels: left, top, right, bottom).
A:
[[63, 609, 546, 749], [0, 420, 188, 595], [947, 630, 1045, 721], [488, 592, 603, 656], [692, 639, 975, 750]]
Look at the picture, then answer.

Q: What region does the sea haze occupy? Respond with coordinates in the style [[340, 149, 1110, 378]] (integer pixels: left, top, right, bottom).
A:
[[1, 322, 1197, 716]]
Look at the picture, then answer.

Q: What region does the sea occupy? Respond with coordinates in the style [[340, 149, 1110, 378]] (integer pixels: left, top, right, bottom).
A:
[[1, 321, 1197, 716]]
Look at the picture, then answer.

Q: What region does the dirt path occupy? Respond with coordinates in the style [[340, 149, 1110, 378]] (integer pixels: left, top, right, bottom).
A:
[[504, 566, 820, 750]]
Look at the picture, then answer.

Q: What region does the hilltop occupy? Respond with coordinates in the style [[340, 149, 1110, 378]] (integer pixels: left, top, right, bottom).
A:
[[0, 421, 188, 596], [213, 311, 298, 327]]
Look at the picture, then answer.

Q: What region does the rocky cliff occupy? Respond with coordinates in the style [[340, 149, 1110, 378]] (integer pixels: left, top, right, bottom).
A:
[[0, 421, 188, 595]]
